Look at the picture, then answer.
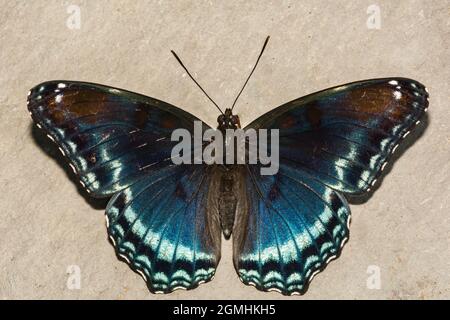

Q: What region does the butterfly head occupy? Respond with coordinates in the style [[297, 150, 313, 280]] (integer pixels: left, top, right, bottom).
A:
[[217, 108, 240, 131]]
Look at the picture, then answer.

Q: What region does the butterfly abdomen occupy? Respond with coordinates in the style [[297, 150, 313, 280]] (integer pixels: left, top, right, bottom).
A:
[[218, 170, 238, 240]]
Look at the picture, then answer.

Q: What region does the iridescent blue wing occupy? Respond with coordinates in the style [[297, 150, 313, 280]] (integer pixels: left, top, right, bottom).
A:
[[234, 78, 428, 294], [106, 164, 221, 293], [234, 164, 350, 295], [27, 80, 209, 197], [28, 81, 221, 292], [247, 78, 429, 194]]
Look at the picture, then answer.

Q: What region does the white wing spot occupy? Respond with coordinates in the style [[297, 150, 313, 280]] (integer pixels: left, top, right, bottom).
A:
[[341, 236, 349, 248], [325, 255, 336, 264], [58, 147, 65, 156], [308, 269, 321, 284], [119, 254, 130, 264], [392, 144, 399, 153], [172, 286, 187, 291], [69, 163, 77, 174], [388, 80, 399, 86], [137, 269, 147, 282], [136, 142, 148, 149], [109, 235, 116, 247]]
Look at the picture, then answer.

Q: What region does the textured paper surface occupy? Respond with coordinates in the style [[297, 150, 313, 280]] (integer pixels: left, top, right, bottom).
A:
[[0, 1, 449, 299]]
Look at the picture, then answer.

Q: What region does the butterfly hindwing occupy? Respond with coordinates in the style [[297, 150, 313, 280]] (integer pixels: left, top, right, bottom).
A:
[[27, 80, 208, 197], [233, 163, 350, 295], [106, 164, 221, 293], [246, 78, 428, 194]]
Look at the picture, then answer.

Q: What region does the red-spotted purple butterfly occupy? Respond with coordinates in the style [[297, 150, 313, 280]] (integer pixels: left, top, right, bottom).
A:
[[27, 36, 428, 295]]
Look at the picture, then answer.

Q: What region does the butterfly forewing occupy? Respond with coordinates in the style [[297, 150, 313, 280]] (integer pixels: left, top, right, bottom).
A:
[[245, 78, 428, 194], [27, 81, 209, 197]]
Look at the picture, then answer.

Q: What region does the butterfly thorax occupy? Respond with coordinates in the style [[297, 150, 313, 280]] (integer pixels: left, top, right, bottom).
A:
[[217, 108, 240, 133]]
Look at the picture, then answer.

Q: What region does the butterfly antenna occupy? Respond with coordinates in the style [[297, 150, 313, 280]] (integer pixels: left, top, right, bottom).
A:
[[171, 50, 224, 115], [231, 35, 270, 111]]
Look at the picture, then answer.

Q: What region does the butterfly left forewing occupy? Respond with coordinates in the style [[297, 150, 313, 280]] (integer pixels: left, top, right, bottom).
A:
[[28, 80, 209, 197]]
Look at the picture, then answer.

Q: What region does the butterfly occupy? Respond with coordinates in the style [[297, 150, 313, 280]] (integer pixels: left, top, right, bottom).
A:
[[27, 36, 428, 295]]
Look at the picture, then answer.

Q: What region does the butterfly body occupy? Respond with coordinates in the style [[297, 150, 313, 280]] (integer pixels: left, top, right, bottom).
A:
[[28, 77, 428, 295], [211, 108, 243, 239]]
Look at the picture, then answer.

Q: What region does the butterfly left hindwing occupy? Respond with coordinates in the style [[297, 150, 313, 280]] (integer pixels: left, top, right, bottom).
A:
[[106, 163, 221, 293]]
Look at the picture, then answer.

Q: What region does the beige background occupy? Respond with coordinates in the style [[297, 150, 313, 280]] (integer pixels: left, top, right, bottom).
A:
[[1, 1, 449, 299]]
